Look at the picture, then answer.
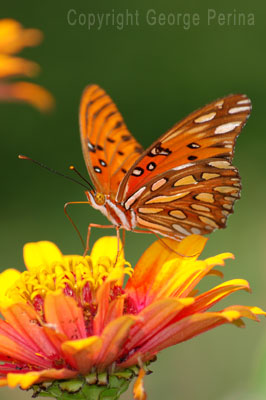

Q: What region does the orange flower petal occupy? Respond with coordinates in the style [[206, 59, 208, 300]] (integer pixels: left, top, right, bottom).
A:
[[103, 296, 124, 327], [122, 306, 264, 367], [0, 19, 42, 54], [133, 368, 147, 400], [141, 307, 265, 354], [0, 82, 55, 112], [126, 236, 208, 307], [6, 368, 77, 389], [178, 279, 251, 317], [44, 292, 87, 340], [0, 378, 8, 387], [0, 55, 39, 78], [128, 235, 206, 288], [93, 282, 111, 335], [97, 315, 137, 371], [1, 303, 56, 359], [23, 241, 63, 271], [43, 324, 68, 352], [125, 298, 194, 353], [171, 253, 234, 299], [62, 336, 102, 374], [0, 333, 51, 368], [129, 252, 233, 308]]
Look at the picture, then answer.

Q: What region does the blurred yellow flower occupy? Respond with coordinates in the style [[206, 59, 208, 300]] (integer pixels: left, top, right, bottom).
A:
[[0, 235, 264, 400], [0, 19, 54, 111]]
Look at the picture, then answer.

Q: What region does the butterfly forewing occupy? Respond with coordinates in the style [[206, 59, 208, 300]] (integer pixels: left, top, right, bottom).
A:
[[117, 94, 251, 238], [79, 84, 143, 196]]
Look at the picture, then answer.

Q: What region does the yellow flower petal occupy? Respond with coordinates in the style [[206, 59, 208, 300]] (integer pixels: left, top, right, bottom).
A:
[[7, 368, 77, 389], [223, 305, 266, 320], [91, 236, 124, 265], [63, 336, 100, 353], [0, 269, 21, 308], [175, 234, 208, 258], [62, 336, 102, 374], [126, 235, 207, 301], [23, 241, 63, 271]]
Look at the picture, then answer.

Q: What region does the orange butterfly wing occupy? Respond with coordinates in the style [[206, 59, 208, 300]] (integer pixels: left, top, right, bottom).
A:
[[116, 94, 251, 238], [79, 84, 143, 197]]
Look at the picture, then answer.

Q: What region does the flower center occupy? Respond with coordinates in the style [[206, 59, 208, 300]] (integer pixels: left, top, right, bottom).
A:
[[6, 254, 133, 312]]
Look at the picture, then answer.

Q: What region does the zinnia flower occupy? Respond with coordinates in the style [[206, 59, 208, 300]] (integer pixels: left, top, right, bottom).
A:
[[0, 18, 54, 111], [0, 235, 264, 400]]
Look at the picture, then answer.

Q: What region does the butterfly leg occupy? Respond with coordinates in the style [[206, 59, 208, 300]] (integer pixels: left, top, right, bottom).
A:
[[131, 228, 194, 257], [84, 223, 117, 257], [121, 229, 126, 250], [64, 201, 90, 250]]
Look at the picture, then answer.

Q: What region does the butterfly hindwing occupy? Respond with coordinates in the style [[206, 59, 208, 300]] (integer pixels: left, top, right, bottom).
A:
[[123, 157, 241, 239], [79, 84, 143, 196], [117, 94, 251, 238]]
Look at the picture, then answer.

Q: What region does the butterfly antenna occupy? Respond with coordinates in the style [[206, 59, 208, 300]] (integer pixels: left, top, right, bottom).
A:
[[69, 165, 95, 193], [18, 155, 90, 191]]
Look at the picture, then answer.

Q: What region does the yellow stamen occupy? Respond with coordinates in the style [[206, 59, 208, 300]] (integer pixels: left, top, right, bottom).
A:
[[6, 253, 133, 307]]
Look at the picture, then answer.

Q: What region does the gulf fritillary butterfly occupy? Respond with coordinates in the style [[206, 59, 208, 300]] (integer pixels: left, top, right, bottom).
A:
[[79, 85, 251, 241]]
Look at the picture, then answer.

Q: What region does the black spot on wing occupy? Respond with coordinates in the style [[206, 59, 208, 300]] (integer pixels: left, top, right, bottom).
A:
[[121, 135, 131, 141], [135, 146, 143, 154], [187, 143, 200, 149], [148, 143, 172, 157], [147, 162, 156, 171]]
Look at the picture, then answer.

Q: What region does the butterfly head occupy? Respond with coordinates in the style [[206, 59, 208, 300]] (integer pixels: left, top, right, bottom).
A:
[[94, 192, 105, 205], [86, 190, 106, 207]]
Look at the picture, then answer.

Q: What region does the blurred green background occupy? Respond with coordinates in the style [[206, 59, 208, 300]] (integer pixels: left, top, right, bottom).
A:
[[1, 0, 266, 399]]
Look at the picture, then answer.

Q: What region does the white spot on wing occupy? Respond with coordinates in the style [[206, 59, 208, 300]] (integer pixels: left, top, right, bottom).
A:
[[137, 216, 172, 232], [215, 100, 224, 109], [208, 160, 233, 169], [173, 163, 194, 171], [145, 192, 189, 204], [228, 106, 250, 114], [237, 99, 251, 105], [194, 112, 216, 123], [191, 228, 201, 235], [172, 224, 190, 236], [151, 178, 167, 191], [132, 168, 143, 176], [124, 187, 146, 210], [215, 121, 242, 134]]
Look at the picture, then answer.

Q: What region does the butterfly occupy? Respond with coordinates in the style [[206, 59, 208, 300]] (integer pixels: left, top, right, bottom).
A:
[[79, 84, 251, 241]]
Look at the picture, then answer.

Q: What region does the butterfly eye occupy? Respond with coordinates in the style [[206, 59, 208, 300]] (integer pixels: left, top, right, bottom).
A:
[[95, 193, 105, 206]]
